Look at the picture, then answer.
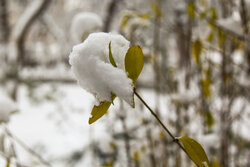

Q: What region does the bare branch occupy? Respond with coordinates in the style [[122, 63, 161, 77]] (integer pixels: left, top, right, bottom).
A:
[[12, 0, 51, 65], [5, 127, 52, 167], [0, 0, 9, 43]]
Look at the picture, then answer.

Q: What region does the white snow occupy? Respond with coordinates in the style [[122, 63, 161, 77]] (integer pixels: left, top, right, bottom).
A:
[[207, 51, 222, 65], [70, 12, 103, 44], [0, 93, 18, 124], [232, 50, 244, 65], [69, 32, 134, 106], [170, 91, 198, 105]]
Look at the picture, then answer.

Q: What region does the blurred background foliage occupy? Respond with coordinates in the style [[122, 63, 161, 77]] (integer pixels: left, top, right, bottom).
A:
[[0, 0, 249, 166]]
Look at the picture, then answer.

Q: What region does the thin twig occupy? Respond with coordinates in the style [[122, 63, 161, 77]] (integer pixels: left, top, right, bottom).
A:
[[134, 91, 194, 162], [4, 127, 52, 167], [0, 151, 30, 167], [195, 8, 250, 43]]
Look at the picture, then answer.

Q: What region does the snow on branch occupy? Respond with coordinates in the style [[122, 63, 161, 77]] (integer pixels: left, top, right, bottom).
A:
[[69, 32, 134, 106]]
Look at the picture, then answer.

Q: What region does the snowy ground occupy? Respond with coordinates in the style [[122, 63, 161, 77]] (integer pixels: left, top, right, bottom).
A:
[[4, 85, 94, 167], [0, 82, 249, 167]]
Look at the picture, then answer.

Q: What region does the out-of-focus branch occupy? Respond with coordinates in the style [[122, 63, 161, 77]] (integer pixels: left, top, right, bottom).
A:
[[6, 76, 157, 90], [10, 0, 51, 100], [40, 14, 69, 58], [0, 0, 9, 43], [239, 0, 250, 74], [195, 9, 250, 43], [5, 127, 52, 167], [12, 0, 51, 65], [103, 0, 122, 32], [20, 77, 76, 84], [0, 151, 30, 167]]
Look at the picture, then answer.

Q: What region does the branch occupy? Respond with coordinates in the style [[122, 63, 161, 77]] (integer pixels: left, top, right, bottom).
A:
[[134, 91, 193, 160], [12, 0, 51, 64], [103, 0, 123, 32], [4, 127, 52, 167], [0, 151, 30, 167], [5, 76, 156, 90], [0, 0, 9, 43], [195, 9, 250, 42]]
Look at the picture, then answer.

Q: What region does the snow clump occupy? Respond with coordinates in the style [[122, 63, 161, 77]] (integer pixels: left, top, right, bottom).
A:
[[70, 12, 103, 43], [69, 32, 134, 106]]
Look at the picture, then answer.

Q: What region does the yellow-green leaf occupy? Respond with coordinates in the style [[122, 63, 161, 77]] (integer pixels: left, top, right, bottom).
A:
[[104, 161, 113, 167], [109, 42, 117, 67], [187, 2, 195, 19], [136, 13, 150, 19], [89, 101, 112, 124], [120, 14, 131, 30], [5, 160, 10, 167], [133, 151, 140, 163], [89, 95, 116, 124], [199, 10, 208, 20], [179, 136, 210, 167], [205, 111, 214, 127], [206, 31, 214, 43], [210, 8, 217, 21], [201, 79, 211, 98], [211, 157, 220, 167], [218, 29, 226, 47], [125, 46, 144, 87], [192, 39, 203, 64], [151, 2, 163, 18]]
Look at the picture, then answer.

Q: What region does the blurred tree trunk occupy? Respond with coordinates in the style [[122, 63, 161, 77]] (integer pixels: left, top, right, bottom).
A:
[[12, 0, 51, 66], [239, 0, 250, 75], [0, 0, 9, 44], [174, 1, 192, 69], [219, 1, 233, 167], [0, 0, 9, 63], [153, 0, 162, 115], [11, 0, 51, 100], [103, 0, 123, 32], [146, 128, 157, 167], [119, 100, 132, 167], [175, 106, 182, 167], [174, 0, 193, 89]]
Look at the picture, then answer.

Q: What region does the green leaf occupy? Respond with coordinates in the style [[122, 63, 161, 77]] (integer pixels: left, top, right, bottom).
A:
[[192, 39, 203, 64], [205, 111, 214, 128], [109, 42, 117, 67], [199, 10, 208, 20], [5, 160, 10, 167], [103, 161, 113, 167], [211, 158, 220, 167], [206, 31, 214, 43], [133, 151, 140, 163], [151, 2, 163, 18], [89, 95, 116, 124], [187, 2, 195, 19], [201, 78, 211, 98], [179, 136, 210, 167], [120, 14, 131, 30], [125, 46, 144, 87], [218, 29, 226, 47], [89, 101, 112, 124], [209, 8, 217, 21]]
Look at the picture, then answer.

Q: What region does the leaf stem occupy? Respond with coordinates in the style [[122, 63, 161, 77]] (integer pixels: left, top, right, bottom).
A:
[[134, 91, 191, 160]]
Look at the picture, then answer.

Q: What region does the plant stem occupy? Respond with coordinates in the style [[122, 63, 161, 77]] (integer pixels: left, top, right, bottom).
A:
[[134, 91, 190, 159]]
